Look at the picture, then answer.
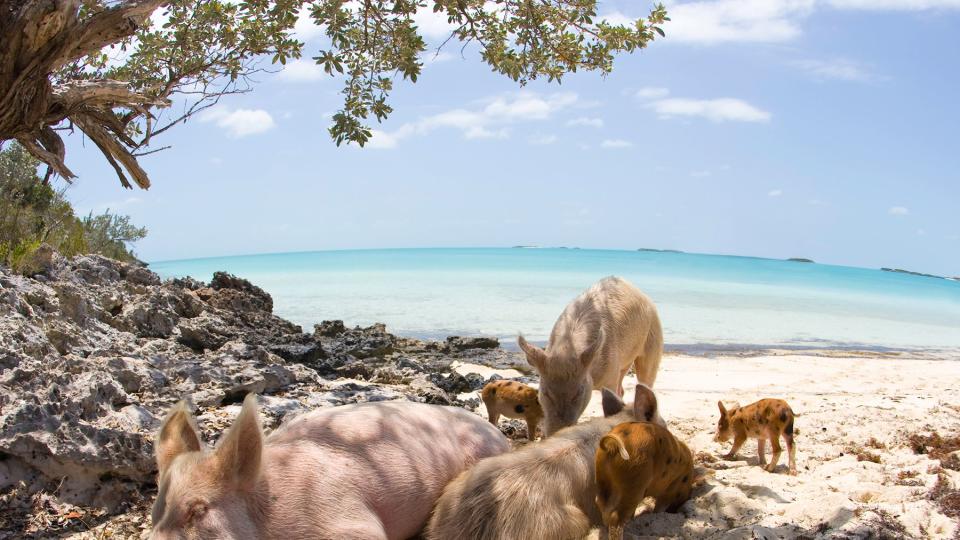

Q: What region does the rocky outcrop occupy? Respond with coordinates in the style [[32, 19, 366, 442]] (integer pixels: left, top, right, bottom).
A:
[[0, 254, 518, 520]]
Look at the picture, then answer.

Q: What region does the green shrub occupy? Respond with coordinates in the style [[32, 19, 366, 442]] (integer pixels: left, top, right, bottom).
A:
[[1, 143, 147, 270]]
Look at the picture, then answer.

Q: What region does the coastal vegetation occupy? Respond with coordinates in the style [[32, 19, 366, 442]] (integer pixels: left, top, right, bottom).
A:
[[0, 0, 667, 189], [0, 143, 146, 271]]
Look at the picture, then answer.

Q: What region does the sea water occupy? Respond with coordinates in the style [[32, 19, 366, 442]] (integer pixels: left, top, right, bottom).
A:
[[150, 248, 960, 351]]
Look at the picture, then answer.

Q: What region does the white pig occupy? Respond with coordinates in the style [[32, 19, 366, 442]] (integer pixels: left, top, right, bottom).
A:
[[150, 394, 510, 539], [518, 276, 663, 435]]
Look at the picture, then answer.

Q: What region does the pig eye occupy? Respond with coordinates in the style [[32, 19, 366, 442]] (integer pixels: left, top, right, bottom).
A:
[[185, 501, 208, 524]]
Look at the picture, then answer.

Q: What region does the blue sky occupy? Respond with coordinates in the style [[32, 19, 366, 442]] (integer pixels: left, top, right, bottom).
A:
[[58, 0, 959, 276]]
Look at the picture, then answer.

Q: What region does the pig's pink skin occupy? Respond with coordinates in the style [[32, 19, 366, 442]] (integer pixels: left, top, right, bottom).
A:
[[151, 398, 510, 540]]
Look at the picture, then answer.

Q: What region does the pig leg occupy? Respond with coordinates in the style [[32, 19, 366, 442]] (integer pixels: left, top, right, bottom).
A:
[[617, 364, 631, 397], [555, 504, 592, 540], [757, 438, 767, 466], [633, 325, 663, 388], [724, 434, 746, 460], [765, 431, 783, 473], [524, 413, 539, 441], [785, 432, 797, 475], [484, 401, 500, 426], [611, 484, 650, 540]]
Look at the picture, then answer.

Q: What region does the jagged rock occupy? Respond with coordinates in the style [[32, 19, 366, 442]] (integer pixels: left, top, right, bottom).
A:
[[408, 375, 453, 405], [315, 319, 346, 337], [177, 315, 232, 351], [17, 243, 61, 276], [170, 276, 204, 290], [267, 339, 325, 364], [210, 272, 273, 312], [335, 359, 375, 380], [0, 249, 520, 522], [428, 371, 485, 395], [125, 265, 160, 286], [343, 323, 395, 358], [445, 335, 499, 351]]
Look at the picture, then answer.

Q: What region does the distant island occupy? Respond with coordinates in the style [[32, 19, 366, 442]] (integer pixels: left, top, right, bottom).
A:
[[787, 258, 815, 263], [638, 248, 684, 253], [881, 268, 948, 280]]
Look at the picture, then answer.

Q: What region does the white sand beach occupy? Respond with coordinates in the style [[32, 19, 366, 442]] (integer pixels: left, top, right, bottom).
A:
[[459, 351, 960, 539]]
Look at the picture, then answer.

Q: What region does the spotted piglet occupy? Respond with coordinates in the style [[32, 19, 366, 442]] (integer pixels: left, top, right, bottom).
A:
[[715, 398, 797, 475], [594, 396, 696, 540], [481, 380, 543, 441]]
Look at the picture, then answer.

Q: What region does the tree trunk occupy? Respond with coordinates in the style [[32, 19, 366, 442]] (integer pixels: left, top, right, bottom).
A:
[[1, 0, 168, 188]]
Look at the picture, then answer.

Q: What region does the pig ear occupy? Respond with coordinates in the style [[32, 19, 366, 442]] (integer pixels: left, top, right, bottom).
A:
[[578, 331, 603, 370], [215, 394, 263, 490], [156, 401, 202, 477], [601, 387, 625, 417], [717, 400, 726, 415], [633, 383, 658, 422], [517, 335, 547, 372]]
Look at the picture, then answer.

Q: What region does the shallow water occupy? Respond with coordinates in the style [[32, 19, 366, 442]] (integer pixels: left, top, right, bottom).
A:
[[150, 248, 960, 351]]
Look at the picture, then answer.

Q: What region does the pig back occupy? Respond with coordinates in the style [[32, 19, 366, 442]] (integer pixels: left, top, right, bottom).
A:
[[551, 276, 660, 384], [427, 412, 634, 540], [267, 401, 510, 539]]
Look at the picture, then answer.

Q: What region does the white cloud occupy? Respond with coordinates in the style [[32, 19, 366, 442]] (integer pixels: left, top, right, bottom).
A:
[[566, 117, 604, 128], [794, 58, 873, 81], [768, 189, 783, 197], [601, 139, 633, 148], [828, 0, 960, 10], [690, 170, 712, 177], [293, 7, 325, 42], [648, 97, 771, 122], [916, 228, 926, 236], [660, 0, 814, 44], [888, 206, 910, 216], [368, 92, 578, 148], [606, 0, 959, 46], [201, 108, 276, 138], [598, 11, 636, 26], [529, 134, 558, 145], [413, 4, 457, 40], [278, 58, 326, 82], [636, 87, 671, 100], [367, 130, 400, 149]]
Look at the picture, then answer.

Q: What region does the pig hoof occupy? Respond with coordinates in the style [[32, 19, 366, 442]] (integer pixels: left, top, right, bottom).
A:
[[764, 465, 777, 473]]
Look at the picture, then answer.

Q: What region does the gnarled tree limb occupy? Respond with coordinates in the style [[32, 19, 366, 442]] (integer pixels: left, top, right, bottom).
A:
[[1, 0, 166, 188]]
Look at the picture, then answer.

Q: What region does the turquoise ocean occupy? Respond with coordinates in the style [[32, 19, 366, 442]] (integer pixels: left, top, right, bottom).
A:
[[150, 248, 960, 351]]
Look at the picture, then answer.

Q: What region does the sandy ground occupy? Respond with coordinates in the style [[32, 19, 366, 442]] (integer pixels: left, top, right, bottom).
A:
[[461, 352, 960, 540], [610, 353, 960, 539], [65, 352, 960, 539]]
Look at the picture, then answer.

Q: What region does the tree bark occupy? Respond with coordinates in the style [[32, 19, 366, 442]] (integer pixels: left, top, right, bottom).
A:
[[1, 0, 167, 188]]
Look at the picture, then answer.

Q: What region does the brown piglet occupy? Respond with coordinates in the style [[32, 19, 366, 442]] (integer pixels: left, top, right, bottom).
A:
[[715, 398, 797, 475], [481, 380, 543, 440], [595, 415, 696, 539]]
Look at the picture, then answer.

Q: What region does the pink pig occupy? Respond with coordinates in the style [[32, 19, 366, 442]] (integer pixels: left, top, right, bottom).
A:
[[150, 394, 509, 539]]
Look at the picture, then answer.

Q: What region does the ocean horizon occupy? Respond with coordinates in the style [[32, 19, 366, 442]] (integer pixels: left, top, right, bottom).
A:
[[149, 247, 960, 352]]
